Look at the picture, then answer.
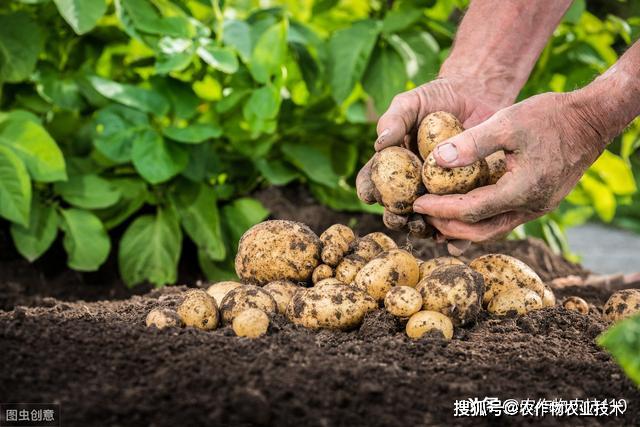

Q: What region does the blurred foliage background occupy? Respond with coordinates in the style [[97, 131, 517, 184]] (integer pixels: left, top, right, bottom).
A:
[[0, 0, 639, 286]]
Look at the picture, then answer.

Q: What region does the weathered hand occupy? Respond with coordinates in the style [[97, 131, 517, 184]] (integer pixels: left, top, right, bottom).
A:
[[413, 91, 607, 241]]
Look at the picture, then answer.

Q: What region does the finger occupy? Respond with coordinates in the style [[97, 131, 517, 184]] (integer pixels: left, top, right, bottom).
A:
[[375, 91, 420, 151], [413, 176, 519, 223], [383, 210, 408, 231], [426, 212, 528, 242], [356, 159, 376, 204], [447, 240, 471, 256]]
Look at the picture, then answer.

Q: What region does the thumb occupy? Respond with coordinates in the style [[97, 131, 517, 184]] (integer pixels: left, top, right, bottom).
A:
[[431, 122, 507, 168]]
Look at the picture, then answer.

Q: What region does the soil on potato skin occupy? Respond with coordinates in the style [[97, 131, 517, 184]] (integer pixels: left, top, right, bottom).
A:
[[1, 185, 637, 426]]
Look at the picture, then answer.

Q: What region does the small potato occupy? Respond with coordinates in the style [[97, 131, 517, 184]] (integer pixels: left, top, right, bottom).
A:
[[335, 255, 367, 284], [354, 249, 420, 301], [312, 264, 334, 284], [469, 254, 546, 307], [383, 210, 408, 230], [416, 264, 484, 325], [417, 111, 464, 160], [220, 285, 277, 324], [485, 151, 507, 185], [562, 296, 589, 314], [541, 284, 556, 308], [384, 286, 422, 318], [422, 154, 489, 195], [602, 289, 640, 322], [419, 256, 465, 281], [315, 278, 345, 287], [320, 224, 356, 266], [263, 280, 301, 314], [364, 232, 397, 251], [371, 147, 425, 214], [177, 289, 219, 330], [406, 310, 454, 340], [487, 287, 543, 316], [286, 283, 377, 330], [146, 308, 181, 329], [351, 237, 384, 262], [235, 220, 321, 284], [206, 281, 243, 307], [232, 308, 270, 338]]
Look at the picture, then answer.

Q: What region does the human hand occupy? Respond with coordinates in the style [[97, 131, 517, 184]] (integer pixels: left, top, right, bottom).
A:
[[413, 91, 608, 241]]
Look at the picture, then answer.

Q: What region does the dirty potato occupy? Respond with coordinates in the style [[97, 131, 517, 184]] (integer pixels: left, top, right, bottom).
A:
[[232, 308, 270, 338], [177, 289, 219, 330], [541, 284, 556, 308], [351, 237, 384, 262], [235, 220, 321, 284], [416, 264, 484, 325], [206, 281, 243, 307], [485, 151, 507, 185], [371, 147, 425, 214], [312, 264, 334, 284], [419, 256, 465, 281], [405, 310, 454, 340], [487, 287, 543, 316], [320, 224, 356, 266], [422, 154, 489, 195], [286, 283, 377, 330], [602, 289, 640, 322], [263, 280, 301, 314], [469, 254, 546, 307], [562, 296, 589, 314], [417, 111, 464, 160], [335, 255, 367, 284], [353, 249, 420, 301], [315, 278, 345, 287], [220, 285, 277, 324], [146, 308, 182, 329], [384, 286, 422, 318], [364, 232, 397, 251]]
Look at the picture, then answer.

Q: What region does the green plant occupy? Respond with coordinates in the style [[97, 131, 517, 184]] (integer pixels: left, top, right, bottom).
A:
[[598, 314, 640, 386]]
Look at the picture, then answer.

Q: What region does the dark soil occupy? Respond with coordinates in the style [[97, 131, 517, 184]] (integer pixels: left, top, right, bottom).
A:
[[1, 185, 638, 426]]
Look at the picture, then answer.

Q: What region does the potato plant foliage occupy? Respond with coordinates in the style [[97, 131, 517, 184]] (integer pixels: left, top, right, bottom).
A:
[[0, 0, 638, 288]]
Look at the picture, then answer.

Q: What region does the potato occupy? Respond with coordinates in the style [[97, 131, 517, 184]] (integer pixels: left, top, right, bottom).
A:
[[312, 264, 334, 284], [206, 281, 243, 307], [384, 286, 422, 318], [235, 220, 321, 284], [416, 264, 484, 325], [320, 224, 356, 266], [422, 154, 489, 195], [383, 210, 408, 230], [419, 256, 465, 281], [351, 237, 384, 262], [406, 310, 454, 340], [146, 308, 182, 329], [232, 308, 270, 338], [353, 249, 420, 301], [487, 287, 543, 316], [364, 232, 397, 251], [315, 278, 345, 287], [602, 289, 640, 322], [469, 254, 545, 307], [371, 146, 425, 214], [541, 284, 556, 307], [486, 151, 507, 185], [220, 285, 277, 324], [177, 289, 219, 330], [417, 111, 464, 160], [334, 255, 367, 284], [562, 296, 589, 314], [263, 280, 301, 314], [286, 283, 377, 330]]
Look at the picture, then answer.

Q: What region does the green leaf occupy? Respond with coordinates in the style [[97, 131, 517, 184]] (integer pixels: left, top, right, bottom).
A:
[[10, 197, 58, 262], [155, 37, 194, 74], [171, 182, 226, 261], [598, 314, 640, 386], [53, 0, 107, 35], [222, 198, 270, 251], [163, 123, 222, 144], [0, 12, 43, 83], [564, 0, 585, 24], [132, 129, 188, 184], [397, 31, 440, 84], [198, 250, 238, 282], [580, 174, 616, 222], [243, 85, 281, 120], [311, 183, 384, 214], [281, 141, 341, 188], [250, 19, 288, 84], [95, 177, 147, 229], [93, 105, 149, 163], [197, 43, 239, 74], [382, 7, 423, 34], [328, 20, 381, 104], [0, 145, 31, 226], [255, 158, 299, 185], [54, 174, 121, 209], [119, 207, 182, 287], [590, 150, 637, 196], [117, 0, 192, 38], [223, 20, 252, 62], [34, 67, 85, 111], [59, 208, 111, 271], [0, 118, 67, 182], [87, 76, 170, 115], [363, 45, 407, 114], [150, 77, 200, 120]]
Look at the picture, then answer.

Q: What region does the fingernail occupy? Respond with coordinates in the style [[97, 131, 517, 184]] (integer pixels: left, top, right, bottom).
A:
[[436, 143, 458, 163], [375, 128, 390, 146]]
